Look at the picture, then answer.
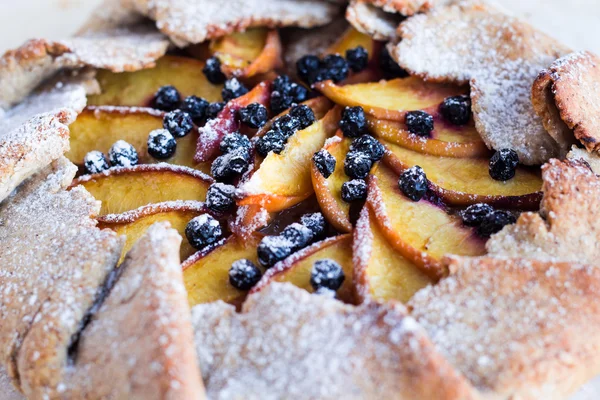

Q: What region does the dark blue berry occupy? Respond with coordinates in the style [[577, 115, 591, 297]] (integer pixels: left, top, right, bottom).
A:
[[350, 134, 384, 162], [163, 110, 194, 138], [313, 149, 336, 178], [211, 147, 250, 181], [206, 182, 236, 213], [344, 151, 373, 179], [109, 140, 138, 167], [206, 102, 226, 119], [341, 179, 367, 203], [83, 151, 109, 174], [461, 203, 494, 227], [147, 129, 176, 159], [257, 236, 294, 268], [222, 78, 248, 102], [203, 56, 227, 84], [405, 110, 434, 137], [271, 75, 308, 114], [238, 103, 268, 129], [270, 91, 294, 115], [379, 47, 409, 79], [281, 222, 314, 251], [310, 259, 345, 291], [321, 54, 349, 83], [477, 210, 516, 238], [440, 95, 471, 126], [290, 84, 309, 103], [256, 130, 287, 157], [152, 85, 181, 111], [229, 259, 262, 290], [272, 114, 301, 138], [185, 214, 222, 250], [399, 166, 428, 201], [489, 149, 519, 181], [220, 132, 251, 154], [289, 104, 315, 129], [346, 46, 369, 72], [339, 106, 367, 138], [297, 55, 321, 85], [180, 95, 209, 124], [273, 75, 293, 93], [301, 212, 326, 239]]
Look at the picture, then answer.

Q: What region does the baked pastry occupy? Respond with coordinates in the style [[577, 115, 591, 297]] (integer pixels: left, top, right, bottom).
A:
[[2, 0, 600, 399]]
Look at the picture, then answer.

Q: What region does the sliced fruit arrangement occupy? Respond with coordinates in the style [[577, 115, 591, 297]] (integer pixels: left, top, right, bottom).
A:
[[255, 96, 333, 137], [72, 164, 213, 215], [327, 27, 374, 60], [353, 205, 433, 304], [88, 55, 223, 106]]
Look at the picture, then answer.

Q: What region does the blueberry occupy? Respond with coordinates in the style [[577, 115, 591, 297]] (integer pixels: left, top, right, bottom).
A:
[[222, 78, 248, 102], [489, 149, 519, 181], [211, 147, 251, 181], [289, 104, 315, 129], [290, 84, 309, 103], [341, 179, 367, 203], [477, 210, 516, 238], [461, 203, 494, 227], [238, 103, 268, 129], [281, 222, 314, 251], [206, 102, 226, 119], [180, 95, 209, 124], [399, 166, 428, 201], [310, 259, 345, 292], [83, 151, 109, 174], [220, 132, 251, 154], [185, 214, 222, 250], [440, 95, 471, 126], [147, 129, 176, 159], [272, 114, 301, 138], [346, 46, 369, 72], [350, 134, 384, 162], [296, 55, 321, 85], [379, 47, 409, 79], [344, 151, 373, 179], [313, 149, 336, 178], [270, 90, 294, 115], [270, 75, 308, 114], [152, 85, 181, 111], [203, 56, 227, 84], [109, 140, 138, 167], [301, 212, 326, 239], [229, 259, 262, 290], [256, 130, 287, 157], [405, 110, 434, 137], [339, 106, 367, 138], [206, 182, 236, 213], [321, 54, 349, 83], [257, 235, 294, 268], [163, 109, 194, 138], [273, 74, 293, 93]]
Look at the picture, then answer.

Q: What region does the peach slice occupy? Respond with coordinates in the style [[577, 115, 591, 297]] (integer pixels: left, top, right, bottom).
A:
[[98, 201, 209, 263], [353, 204, 432, 304], [237, 107, 341, 212], [88, 55, 223, 106], [194, 81, 271, 163], [256, 96, 333, 138], [383, 140, 543, 209], [368, 164, 486, 280], [68, 106, 211, 174], [327, 27, 374, 57], [210, 28, 283, 78], [311, 132, 353, 233], [251, 234, 355, 303], [229, 204, 271, 241], [72, 164, 213, 215], [183, 234, 262, 307], [366, 116, 490, 158], [315, 77, 466, 121]]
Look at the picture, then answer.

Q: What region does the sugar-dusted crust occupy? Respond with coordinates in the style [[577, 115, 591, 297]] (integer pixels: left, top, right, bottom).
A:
[[66, 222, 204, 399], [410, 256, 600, 400], [0, 157, 123, 397], [390, 0, 570, 164], [532, 51, 600, 153], [487, 159, 600, 265], [192, 283, 477, 399], [345, 0, 404, 41], [357, 0, 433, 15], [129, 0, 342, 47]]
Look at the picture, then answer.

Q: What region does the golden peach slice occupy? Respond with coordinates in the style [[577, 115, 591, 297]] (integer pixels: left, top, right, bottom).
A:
[[256, 96, 333, 138], [366, 116, 490, 158], [237, 107, 341, 212], [311, 132, 353, 233], [229, 204, 271, 241], [210, 28, 283, 78], [369, 165, 486, 280], [315, 77, 466, 121], [353, 205, 432, 304], [183, 234, 262, 307], [68, 106, 211, 174], [98, 201, 209, 263], [251, 234, 355, 303], [73, 164, 213, 215], [383, 140, 543, 209], [88, 55, 223, 106], [327, 27, 374, 57]]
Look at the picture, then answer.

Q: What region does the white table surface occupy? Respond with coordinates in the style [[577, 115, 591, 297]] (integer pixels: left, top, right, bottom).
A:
[[1, 0, 600, 399]]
